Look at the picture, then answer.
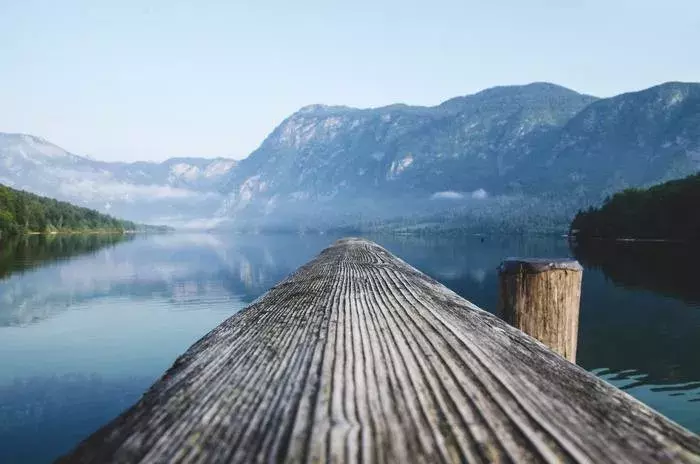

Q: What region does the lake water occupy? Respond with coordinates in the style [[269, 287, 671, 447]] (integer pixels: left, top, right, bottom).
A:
[[1, 233, 699, 462]]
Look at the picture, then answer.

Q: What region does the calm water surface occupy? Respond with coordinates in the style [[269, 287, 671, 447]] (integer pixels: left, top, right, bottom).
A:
[[0, 233, 698, 462]]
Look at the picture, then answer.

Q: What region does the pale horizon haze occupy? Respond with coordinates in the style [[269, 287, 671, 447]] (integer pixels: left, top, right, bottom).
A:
[[1, 0, 699, 162]]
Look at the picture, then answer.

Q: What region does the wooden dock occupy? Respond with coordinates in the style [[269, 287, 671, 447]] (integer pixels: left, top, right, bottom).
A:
[[60, 238, 700, 463]]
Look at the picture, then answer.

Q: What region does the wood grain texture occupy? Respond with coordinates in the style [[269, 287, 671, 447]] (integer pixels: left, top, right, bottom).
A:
[[59, 238, 700, 464], [497, 259, 582, 362], [498, 258, 583, 274]]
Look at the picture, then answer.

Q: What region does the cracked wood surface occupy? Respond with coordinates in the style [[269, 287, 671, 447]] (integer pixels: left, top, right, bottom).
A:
[[497, 259, 582, 362], [60, 238, 700, 463]]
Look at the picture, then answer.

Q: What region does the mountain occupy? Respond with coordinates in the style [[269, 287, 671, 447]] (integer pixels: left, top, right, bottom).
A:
[[525, 82, 700, 200], [218, 82, 700, 233], [219, 83, 598, 230], [3, 81, 699, 233], [0, 133, 237, 227]]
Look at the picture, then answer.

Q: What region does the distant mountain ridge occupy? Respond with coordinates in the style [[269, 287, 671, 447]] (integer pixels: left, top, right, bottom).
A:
[[2, 81, 699, 232], [531, 82, 700, 196], [0, 133, 237, 227], [216, 81, 700, 232], [218, 83, 593, 228]]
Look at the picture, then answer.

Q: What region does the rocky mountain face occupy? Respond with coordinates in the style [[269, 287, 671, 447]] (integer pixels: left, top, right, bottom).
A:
[[2, 81, 698, 232], [219, 82, 700, 232], [0, 133, 236, 227], [529, 82, 700, 199]]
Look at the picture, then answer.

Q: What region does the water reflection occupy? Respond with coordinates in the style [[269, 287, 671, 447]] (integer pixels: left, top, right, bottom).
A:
[[572, 239, 700, 305], [0, 233, 698, 463], [570, 239, 700, 432], [0, 233, 337, 328], [0, 234, 133, 280], [571, 240, 700, 385]]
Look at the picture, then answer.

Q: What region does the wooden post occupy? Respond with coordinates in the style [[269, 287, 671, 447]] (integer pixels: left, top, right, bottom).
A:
[[498, 258, 582, 363]]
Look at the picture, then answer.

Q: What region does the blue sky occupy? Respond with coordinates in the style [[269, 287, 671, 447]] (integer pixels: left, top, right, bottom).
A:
[[1, 0, 698, 162]]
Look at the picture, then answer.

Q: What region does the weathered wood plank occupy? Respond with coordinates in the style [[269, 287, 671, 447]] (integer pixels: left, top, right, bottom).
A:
[[59, 238, 700, 463]]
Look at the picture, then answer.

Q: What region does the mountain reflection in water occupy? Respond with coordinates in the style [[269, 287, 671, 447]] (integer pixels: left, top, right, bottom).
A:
[[0, 233, 698, 463]]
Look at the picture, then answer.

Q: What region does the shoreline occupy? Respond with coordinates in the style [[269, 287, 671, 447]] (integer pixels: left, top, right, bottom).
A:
[[14, 229, 171, 238], [24, 229, 134, 236], [569, 235, 689, 244]]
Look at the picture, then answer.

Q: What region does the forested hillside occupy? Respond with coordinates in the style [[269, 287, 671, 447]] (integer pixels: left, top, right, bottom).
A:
[[0, 132, 237, 227], [570, 173, 700, 240], [0, 183, 138, 237], [217, 81, 700, 233]]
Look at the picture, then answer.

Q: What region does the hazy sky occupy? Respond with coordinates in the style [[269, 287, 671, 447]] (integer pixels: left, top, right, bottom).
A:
[[1, 0, 698, 162]]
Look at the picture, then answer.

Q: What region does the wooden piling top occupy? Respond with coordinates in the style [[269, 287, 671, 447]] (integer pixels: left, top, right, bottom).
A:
[[60, 238, 700, 463], [499, 257, 583, 274]]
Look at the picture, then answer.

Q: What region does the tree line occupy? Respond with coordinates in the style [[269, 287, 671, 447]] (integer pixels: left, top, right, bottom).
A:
[[570, 173, 700, 240], [0, 183, 139, 237]]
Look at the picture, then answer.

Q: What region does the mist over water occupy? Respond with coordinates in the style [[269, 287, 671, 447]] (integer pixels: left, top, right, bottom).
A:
[[0, 233, 698, 462]]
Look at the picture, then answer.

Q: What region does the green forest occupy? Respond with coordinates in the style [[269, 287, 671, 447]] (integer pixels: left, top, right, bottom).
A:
[[0, 183, 139, 237], [571, 173, 700, 240]]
